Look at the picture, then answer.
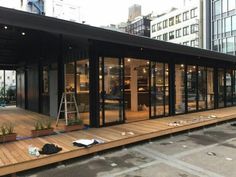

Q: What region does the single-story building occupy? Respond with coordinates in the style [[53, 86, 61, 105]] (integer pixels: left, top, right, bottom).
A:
[[0, 7, 235, 128]]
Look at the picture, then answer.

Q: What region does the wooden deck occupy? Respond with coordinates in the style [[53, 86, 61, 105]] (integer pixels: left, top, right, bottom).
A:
[[0, 107, 236, 175]]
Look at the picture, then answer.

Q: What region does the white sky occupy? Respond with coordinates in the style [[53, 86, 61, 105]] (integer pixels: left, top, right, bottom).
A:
[[0, 0, 185, 26], [78, 0, 184, 26]]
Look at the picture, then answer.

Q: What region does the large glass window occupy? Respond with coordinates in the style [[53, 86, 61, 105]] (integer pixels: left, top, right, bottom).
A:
[[76, 59, 90, 124], [233, 16, 236, 31], [227, 37, 235, 54], [213, 0, 221, 16], [222, 0, 228, 13], [187, 65, 197, 111], [175, 64, 185, 114], [226, 69, 232, 106], [65, 62, 75, 92], [229, 0, 236, 11], [198, 67, 207, 110], [224, 17, 231, 33], [218, 69, 225, 108], [207, 68, 215, 109], [65, 61, 90, 125]]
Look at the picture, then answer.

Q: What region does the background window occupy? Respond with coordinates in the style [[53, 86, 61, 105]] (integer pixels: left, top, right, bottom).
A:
[[169, 31, 174, 40], [213, 0, 221, 16], [169, 17, 175, 26], [163, 20, 168, 28], [176, 29, 181, 38], [183, 11, 189, 21], [190, 8, 197, 18], [191, 24, 199, 33], [176, 14, 181, 24], [152, 24, 156, 32], [183, 26, 189, 36], [163, 33, 168, 41]]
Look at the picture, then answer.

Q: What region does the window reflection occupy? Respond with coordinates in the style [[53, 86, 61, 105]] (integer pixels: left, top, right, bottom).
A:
[[187, 65, 197, 111], [198, 66, 207, 110], [175, 64, 185, 114], [207, 68, 214, 109], [218, 68, 225, 107]]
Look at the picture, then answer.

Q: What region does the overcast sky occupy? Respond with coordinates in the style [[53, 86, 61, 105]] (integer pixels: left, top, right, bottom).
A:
[[79, 0, 184, 26]]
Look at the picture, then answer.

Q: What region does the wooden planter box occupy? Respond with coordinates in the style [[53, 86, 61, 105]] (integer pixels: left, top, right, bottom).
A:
[[0, 133, 17, 143], [64, 124, 84, 132], [31, 128, 54, 138]]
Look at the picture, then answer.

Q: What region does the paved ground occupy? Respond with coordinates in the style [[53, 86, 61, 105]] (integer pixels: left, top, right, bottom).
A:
[[17, 121, 236, 177]]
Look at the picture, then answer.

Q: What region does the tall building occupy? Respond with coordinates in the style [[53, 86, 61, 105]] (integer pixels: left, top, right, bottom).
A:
[[211, 0, 236, 55], [150, 0, 211, 49], [0, 0, 81, 22], [128, 4, 141, 22]]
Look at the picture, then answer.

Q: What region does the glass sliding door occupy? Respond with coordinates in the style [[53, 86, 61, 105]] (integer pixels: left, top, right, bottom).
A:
[[151, 62, 169, 117], [218, 68, 225, 108], [198, 66, 207, 110], [124, 58, 149, 122], [175, 64, 185, 114], [207, 68, 215, 109], [99, 57, 124, 126], [187, 65, 197, 111], [226, 69, 232, 106]]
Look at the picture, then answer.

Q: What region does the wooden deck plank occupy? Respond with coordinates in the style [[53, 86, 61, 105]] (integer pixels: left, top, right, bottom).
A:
[[0, 107, 236, 175]]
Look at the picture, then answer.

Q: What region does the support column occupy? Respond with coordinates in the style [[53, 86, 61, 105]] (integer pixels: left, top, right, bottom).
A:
[[130, 64, 138, 111]]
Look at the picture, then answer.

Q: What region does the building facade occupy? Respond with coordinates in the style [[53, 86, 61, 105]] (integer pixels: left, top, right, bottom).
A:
[[0, 0, 80, 22], [151, 0, 210, 49], [211, 0, 236, 55], [125, 15, 151, 37], [0, 7, 236, 128]]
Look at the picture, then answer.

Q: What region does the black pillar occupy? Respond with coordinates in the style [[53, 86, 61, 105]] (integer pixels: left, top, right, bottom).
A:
[[89, 41, 100, 127]]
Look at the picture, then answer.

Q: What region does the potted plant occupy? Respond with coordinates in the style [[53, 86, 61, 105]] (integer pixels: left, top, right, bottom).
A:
[[0, 123, 17, 143], [31, 119, 54, 137], [64, 117, 84, 132]]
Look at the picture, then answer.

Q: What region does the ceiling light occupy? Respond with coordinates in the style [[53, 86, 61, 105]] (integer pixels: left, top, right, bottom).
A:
[[181, 64, 184, 67], [127, 59, 131, 62], [21, 32, 26, 36], [4, 26, 7, 29]]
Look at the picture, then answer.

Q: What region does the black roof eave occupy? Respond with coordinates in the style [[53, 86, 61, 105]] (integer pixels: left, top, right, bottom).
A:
[[0, 7, 235, 63]]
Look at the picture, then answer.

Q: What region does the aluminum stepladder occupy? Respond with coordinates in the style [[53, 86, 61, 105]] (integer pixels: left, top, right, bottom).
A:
[[56, 92, 79, 126]]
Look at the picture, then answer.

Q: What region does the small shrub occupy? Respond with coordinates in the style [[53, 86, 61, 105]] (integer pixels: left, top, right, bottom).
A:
[[67, 117, 83, 126], [34, 119, 53, 131], [45, 119, 52, 129], [0, 123, 15, 135]]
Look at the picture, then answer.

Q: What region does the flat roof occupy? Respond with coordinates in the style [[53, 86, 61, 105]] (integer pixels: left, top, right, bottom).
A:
[[0, 6, 235, 63]]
